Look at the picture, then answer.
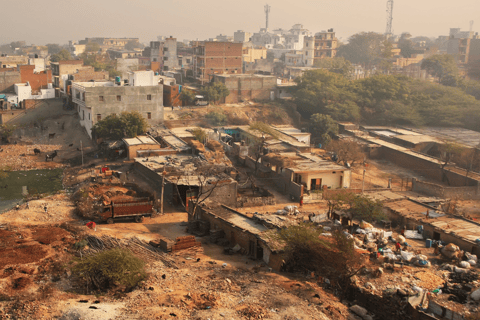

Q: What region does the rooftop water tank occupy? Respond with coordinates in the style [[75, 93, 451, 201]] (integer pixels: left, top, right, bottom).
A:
[[115, 76, 121, 83]]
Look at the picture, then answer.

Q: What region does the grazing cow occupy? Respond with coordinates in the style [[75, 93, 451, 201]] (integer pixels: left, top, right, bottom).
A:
[[48, 133, 56, 139], [45, 150, 58, 161], [34, 148, 41, 155]]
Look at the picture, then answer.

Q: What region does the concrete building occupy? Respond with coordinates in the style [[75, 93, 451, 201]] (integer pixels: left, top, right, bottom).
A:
[[242, 45, 267, 63], [14, 82, 54, 105], [79, 37, 140, 51], [313, 29, 338, 62], [234, 30, 252, 43], [122, 135, 162, 160], [51, 60, 84, 96], [193, 42, 243, 84], [71, 71, 163, 138], [107, 49, 142, 59], [212, 74, 276, 103], [251, 24, 311, 51], [148, 37, 179, 72], [68, 41, 86, 57], [0, 55, 29, 68]]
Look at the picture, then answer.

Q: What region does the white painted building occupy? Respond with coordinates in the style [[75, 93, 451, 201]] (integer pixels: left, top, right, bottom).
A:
[[14, 83, 54, 104], [127, 70, 161, 87], [251, 24, 311, 50]]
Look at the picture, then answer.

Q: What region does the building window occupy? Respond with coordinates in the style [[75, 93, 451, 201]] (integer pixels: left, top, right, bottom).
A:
[[164, 57, 168, 61], [163, 47, 168, 52], [186, 59, 191, 63], [147, 94, 152, 100], [88, 113, 90, 120], [116, 95, 121, 101], [147, 112, 152, 119], [153, 58, 157, 62], [97, 114, 101, 121], [99, 95, 104, 102]]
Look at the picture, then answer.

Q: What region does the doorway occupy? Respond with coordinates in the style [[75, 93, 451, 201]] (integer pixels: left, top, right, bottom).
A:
[[433, 231, 441, 241]]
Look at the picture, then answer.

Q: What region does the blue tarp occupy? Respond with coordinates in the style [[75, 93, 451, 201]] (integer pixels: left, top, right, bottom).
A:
[[0, 94, 6, 100]]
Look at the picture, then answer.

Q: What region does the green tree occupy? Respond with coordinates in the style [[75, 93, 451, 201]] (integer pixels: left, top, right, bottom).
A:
[[179, 90, 196, 105], [50, 49, 72, 62], [85, 42, 101, 53], [71, 248, 147, 291], [92, 112, 148, 140], [205, 111, 227, 126], [309, 114, 339, 147], [328, 192, 385, 222], [291, 69, 360, 120], [421, 54, 459, 85], [200, 82, 230, 104], [313, 57, 353, 77], [46, 43, 62, 54], [125, 40, 143, 51], [398, 33, 415, 58], [336, 32, 388, 67]]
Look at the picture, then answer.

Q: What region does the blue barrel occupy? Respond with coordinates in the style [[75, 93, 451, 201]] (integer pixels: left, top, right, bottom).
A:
[[425, 239, 432, 248], [115, 76, 121, 83]]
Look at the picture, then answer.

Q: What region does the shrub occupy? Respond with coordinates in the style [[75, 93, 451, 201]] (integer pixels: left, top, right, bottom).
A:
[[206, 111, 227, 126], [71, 248, 147, 292]]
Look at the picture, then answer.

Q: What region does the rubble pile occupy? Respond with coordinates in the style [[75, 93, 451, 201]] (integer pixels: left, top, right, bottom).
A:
[[0, 144, 63, 170]]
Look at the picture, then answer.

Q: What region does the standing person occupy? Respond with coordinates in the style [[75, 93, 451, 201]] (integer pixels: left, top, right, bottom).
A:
[[395, 241, 401, 252], [401, 226, 406, 237], [26, 201, 29, 210], [299, 195, 304, 207], [44, 204, 48, 214]]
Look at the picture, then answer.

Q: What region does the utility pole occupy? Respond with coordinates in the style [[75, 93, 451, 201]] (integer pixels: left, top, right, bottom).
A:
[[80, 140, 84, 166], [385, 0, 394, 38], [362, 169, 366, 194], [160, 171, 166, 215]]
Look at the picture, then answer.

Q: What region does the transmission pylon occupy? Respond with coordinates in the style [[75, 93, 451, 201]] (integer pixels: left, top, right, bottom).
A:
[[265, 4, 271, 30], [385, 0, 394, 38]]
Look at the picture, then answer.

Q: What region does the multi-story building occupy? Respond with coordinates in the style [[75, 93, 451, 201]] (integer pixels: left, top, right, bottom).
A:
[[193, 42, 243, 84], [242, 45, 267, 63], [312, 29, 338, 62], [149, 37, 178, 72], [79, 37, 140, 51], [234, 30, 252, 43], [251, 24, 311, 50], [51, 60, 109, 97], [71, 70, 163, 138]]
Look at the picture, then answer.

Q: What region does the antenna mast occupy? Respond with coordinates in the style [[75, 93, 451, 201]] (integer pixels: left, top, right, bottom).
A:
[[385, 0, 394, 38], [264, 4, 271, 30]]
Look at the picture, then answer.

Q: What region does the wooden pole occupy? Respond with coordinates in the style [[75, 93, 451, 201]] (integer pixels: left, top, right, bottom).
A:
[[160, 171, 166, 215]]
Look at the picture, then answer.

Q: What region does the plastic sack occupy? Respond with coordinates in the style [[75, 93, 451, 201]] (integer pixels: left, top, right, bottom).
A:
[[445, 243, 459, 252], [397, 235, 406, 243], [468, 259, 477, 266], [401, 251, 414, 261], [459, 261, 471, 269], [360, 221, 373, 229], [466, 252, 478, 263]]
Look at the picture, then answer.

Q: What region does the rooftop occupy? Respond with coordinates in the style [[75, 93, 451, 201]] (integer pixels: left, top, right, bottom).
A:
[[123, 135, 159, 146]]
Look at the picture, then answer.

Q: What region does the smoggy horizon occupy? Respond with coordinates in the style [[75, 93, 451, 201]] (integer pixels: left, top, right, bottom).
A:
[[0, 0, 478, 45]]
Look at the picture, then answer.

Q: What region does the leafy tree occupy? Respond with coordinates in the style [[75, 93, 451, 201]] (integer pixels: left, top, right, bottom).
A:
[[421, 54, 459, 85], [125, 40, 143, 51], [46, 43, 62, 54], [10, 41, 25, 49], [85, 42, 101, 53], [71, 248, 146, 291], [179, 90, 196, 105], [200, 82, 230, 104], [50, 49, 72, 62], [309, 114, 339, 147], [327, 192, 385, 222], [313, 57, 353, 77], [291, 69, 359, 121], [92, 111, 148, 140], [336, 32, 389, 67], [326, 139, 364, 166], [205, 111, 227, 126], [398, 33, 415, 58], [191, 127, 207, 143], [0, 124, 14, 141]]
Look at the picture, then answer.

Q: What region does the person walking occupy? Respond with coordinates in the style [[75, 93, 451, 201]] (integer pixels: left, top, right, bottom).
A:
[[26, 201, 29, 210], [44, 204, 48, 214]]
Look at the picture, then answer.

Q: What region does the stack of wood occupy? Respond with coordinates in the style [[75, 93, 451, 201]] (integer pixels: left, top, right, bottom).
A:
[[171, 236, 202, 251]]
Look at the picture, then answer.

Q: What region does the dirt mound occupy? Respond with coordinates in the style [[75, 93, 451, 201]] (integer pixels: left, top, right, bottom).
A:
[[0, 244, 48, 269], [11, 276, 32, 290], [32, 227, 72, 245], [236, 304, 269, 319]]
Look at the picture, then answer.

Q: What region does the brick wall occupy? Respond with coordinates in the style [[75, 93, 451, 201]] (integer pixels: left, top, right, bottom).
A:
[[0, 69, 21, 92], [412, 179, 480, 200], [19, 65, 52, 93], [72, 67, 109, 82]]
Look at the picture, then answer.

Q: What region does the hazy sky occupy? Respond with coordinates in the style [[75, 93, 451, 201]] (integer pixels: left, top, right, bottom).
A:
[[1, 0, 479, 45]]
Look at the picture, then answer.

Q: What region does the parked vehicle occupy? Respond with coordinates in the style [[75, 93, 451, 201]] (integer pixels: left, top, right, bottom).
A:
[[194, 95, 208, 106], [100, 198, 153, 224]]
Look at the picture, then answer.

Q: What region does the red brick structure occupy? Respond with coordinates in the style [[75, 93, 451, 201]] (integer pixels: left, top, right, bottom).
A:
[[71, 67, 109, 82], [193, 42, 243, 84], [18, 65, 52, 94], [163, 84, 181, 106]]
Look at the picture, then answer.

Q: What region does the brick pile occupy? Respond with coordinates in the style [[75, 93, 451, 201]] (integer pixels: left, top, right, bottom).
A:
[[171, 235, 201, 252]]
